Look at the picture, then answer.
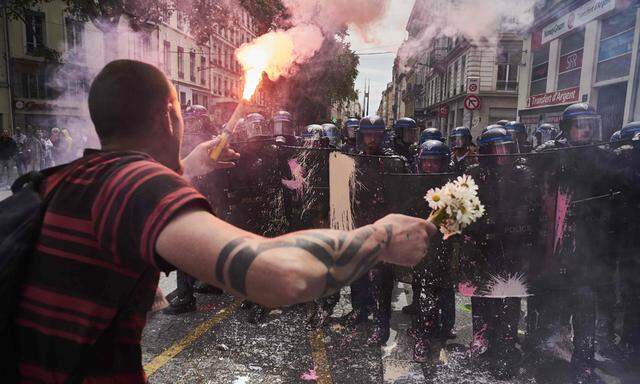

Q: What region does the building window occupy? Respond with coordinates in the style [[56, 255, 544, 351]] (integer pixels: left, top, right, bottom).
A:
[[163, 41, 171, 74], [597, 11, 636, 82], [190, 51, 196, 82], [65, 18, 84, 60], [530, 44, 549, 96], [496, 42, 521, 91], [177, 11, 185, 31], [453, 62, 458, 96], [224, 79, 229, 96], [14, 68, 49, 99], [179, 91, 186, 107], [193, 93, 199, 105], [142, 35, 151, 59], [202, 95, 208, 108], [200, 56, 206, 84], [459, 56, 466, 94], [557, 30, 584, 90], [177, 46, 184, 79], [25, 11, 45, 55]]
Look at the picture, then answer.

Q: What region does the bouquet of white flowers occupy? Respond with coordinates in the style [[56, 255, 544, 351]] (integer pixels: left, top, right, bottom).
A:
[[424, 174, 485, 239]]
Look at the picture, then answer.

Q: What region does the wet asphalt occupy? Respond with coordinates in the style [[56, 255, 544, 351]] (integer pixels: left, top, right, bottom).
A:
[[142, 273, 636, 384]]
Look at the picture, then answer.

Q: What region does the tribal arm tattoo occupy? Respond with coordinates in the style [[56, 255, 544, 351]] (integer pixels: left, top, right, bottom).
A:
[[214, 224, 394, 300]]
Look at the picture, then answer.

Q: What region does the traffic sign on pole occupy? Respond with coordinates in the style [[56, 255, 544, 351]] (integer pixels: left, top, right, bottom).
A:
[[464, 95, 481, 111], [439, 104, 449, 118], [466, 77, 480, 95]]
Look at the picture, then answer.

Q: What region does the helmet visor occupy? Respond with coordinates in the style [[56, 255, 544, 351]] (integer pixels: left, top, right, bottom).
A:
[[487, 141, 514, 156], [346, 124, 357, 139], [567, 116, 601, 144], [451, 135, 469, 148], [402, 127, 420, 144], [358, 131, 385, 150], [247, 121, 267, 137], [274, 121, 292, 136], [419, 157, 445, 174]]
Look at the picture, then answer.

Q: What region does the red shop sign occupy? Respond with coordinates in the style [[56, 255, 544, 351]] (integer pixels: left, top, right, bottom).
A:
[[559, 50, 583, 73], [527, 87, 580, 108]]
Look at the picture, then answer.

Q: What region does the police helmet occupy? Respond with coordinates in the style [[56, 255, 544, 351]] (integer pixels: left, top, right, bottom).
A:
[[418, 140, 451, 173], [449, 126, 472, 149], [357, 115, 385, 151], [322, 123, 341, 147], [478, 127, 515, 164], [560, 103, 601, 144], [272, 110, 294, 137], [245, 113, 269, 138], [343, 118, 359, 140], [394, 118, 420, 145], [620, 121, 640, 141], [420, 128, 444, 145]]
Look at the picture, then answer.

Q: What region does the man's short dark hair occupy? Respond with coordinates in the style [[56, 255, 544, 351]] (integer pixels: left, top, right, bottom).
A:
[[89, 60, 172, 143]]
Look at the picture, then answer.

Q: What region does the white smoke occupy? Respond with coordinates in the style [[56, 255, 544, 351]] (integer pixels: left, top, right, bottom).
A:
[[283, 0, 390, 39], [46, 18, 161, 161], [397, 0, 543, 71]]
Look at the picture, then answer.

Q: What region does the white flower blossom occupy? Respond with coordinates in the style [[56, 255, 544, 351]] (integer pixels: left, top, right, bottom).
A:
[[424, 175, 485, 238]]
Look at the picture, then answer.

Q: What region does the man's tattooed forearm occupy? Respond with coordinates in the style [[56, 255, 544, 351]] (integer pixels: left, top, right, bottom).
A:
[[215, 225, 392, 296]]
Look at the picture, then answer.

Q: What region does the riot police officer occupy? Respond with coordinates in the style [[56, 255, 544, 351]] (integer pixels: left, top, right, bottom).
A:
[[505, 121, 533, 153], [449, 126, 477, 175], [245, 112, 271, 141], [534, 123, 558, 148], [305, 124, 326, 147], [322, 123, 342, 148], [338, 116, 404, 341], [463, 127, 536, 379], [419, 128, 444, 145], [612, 122, 640, 367], [411, 140, 457, 362], [272, 110, 296, 145], [226, 112, 286, 323], [342, 118, 359, 154], [532, 103, 614, 384], [392, 118, 420, 169]]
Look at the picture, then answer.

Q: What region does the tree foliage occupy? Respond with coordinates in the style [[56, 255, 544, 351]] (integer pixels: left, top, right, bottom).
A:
[[263, 37, 359, 126]]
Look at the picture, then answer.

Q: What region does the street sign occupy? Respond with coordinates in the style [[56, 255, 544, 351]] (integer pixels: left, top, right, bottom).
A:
[[466, 77, 480, 95], [464, 95, 481, 111], [439, 104, 449, 118]]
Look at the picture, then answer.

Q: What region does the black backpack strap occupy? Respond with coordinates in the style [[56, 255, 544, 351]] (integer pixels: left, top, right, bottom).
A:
[[10, 165, 68, 195]]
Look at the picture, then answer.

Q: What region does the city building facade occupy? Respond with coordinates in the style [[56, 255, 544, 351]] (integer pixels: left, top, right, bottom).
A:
[[518, 0, 640, 139], [392, 0, 523, 139], [0, 1, 262, 135]]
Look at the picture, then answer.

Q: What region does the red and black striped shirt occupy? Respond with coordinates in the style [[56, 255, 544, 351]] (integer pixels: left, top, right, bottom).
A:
[[15, 150, 211, 383]]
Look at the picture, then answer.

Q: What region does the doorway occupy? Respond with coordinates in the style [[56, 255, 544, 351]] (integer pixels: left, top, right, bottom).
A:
[[596, 82, 627, 140]]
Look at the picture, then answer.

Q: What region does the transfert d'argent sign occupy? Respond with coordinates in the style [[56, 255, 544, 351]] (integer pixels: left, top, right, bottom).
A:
[[541, 0, 616, 45], [527, 87, 580, 108]]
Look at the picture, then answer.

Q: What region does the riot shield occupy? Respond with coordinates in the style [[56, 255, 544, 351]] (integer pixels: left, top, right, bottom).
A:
[[383, 172, 453, 217], [280, 144, 332, 230]]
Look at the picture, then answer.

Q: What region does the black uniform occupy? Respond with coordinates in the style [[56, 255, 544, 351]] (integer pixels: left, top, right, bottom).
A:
[[354, 149, 407, 344], [463, 159, 537, 377], [612, 142, 640, 363], [530, 139, 615, 377]]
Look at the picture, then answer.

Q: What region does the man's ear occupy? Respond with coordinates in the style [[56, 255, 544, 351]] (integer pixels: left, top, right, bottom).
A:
[[161, 103, 176, 135]]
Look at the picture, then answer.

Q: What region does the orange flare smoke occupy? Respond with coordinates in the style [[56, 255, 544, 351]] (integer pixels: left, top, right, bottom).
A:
[[236, 24, 324, 100]]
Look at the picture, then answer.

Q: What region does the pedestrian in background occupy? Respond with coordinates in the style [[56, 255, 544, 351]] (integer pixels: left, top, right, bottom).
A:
[[12, 127, 28, 176], [0, 129, 17, 187]]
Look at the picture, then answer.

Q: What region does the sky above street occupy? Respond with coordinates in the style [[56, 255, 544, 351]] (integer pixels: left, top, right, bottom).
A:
[[346, 0, 415, 116]]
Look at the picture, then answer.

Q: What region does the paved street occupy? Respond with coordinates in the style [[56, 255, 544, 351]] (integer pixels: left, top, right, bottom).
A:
[[142, 274, 636, 384], [0, 187, 11, 201]]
